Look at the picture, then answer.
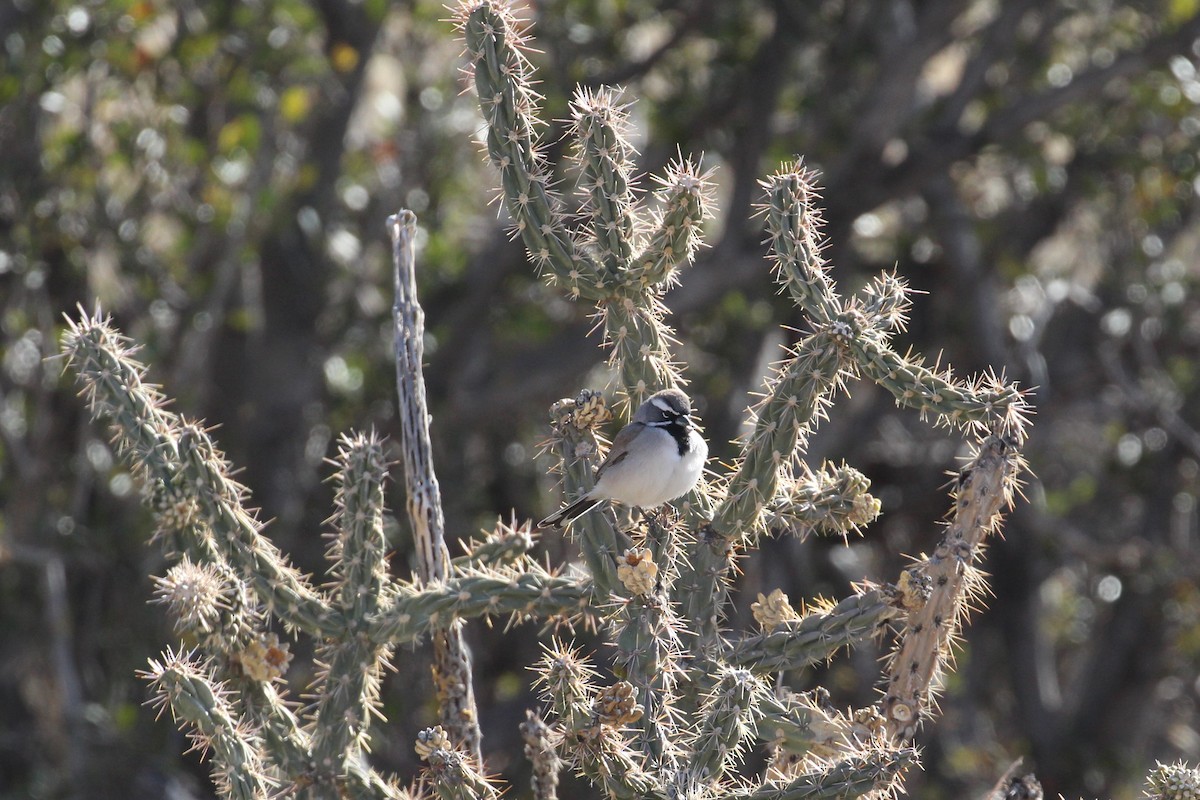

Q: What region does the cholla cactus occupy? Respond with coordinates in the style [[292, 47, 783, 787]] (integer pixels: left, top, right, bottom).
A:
[[453, 0, 1024, 797], [62, 303, 586, 798], [1146, 762, 1200, 800], [56, 2, 1164, 800], [455, 1, 710, 413], [56, 4, 1014, 797], [142, 649, 274, 800], [56, 2, 1013, 798], [453, 0, 1027, 786]]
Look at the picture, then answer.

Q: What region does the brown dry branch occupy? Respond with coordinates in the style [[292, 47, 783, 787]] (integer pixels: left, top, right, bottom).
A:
[[390, 211, 484, 761], [881, 431, 1026, 740]]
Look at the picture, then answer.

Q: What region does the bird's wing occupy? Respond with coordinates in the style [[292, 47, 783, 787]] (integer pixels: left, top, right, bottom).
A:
[[595, 422, 642, 481]]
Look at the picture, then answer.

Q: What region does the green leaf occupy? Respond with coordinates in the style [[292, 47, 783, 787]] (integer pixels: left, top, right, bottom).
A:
[[279, 85, 312, 123], [216, 115, 261, 153], [1169, 0, 1199, 23]]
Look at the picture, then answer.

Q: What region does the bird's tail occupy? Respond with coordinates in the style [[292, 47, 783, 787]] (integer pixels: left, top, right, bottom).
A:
[[538, 495, 602, 528]]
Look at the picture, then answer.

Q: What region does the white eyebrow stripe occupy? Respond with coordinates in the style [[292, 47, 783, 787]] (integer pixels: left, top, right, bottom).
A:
[[651, 397, 675, 414]]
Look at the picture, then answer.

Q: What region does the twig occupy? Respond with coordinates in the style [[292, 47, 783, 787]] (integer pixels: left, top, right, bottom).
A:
[[43, 554, 85, 799], [390, 210, 484, 762]]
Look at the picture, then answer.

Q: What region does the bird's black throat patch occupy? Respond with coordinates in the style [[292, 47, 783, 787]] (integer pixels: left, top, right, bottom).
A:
[[664, 420, 692, 456]]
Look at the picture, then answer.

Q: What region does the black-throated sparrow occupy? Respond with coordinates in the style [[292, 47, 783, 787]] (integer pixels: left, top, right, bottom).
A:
[[539, 388, 708, 528]]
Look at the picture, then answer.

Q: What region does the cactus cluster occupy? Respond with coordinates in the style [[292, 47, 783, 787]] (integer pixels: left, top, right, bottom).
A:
[[61, 311, 581, 800], [56, 1, 1199, 798], [454, 4, 1026, 793]]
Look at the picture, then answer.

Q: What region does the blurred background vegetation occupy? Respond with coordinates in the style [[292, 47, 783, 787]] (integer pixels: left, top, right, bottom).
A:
[[2, 0, 1200, 797]]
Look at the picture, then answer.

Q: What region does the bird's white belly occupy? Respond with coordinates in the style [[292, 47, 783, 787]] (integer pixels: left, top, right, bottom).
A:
[[661, 432, 707, 500], [595, 428, 707, 508]]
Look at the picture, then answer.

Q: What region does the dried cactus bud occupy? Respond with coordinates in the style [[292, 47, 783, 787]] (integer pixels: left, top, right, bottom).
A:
[[549, 389, 613, 433], [752, 588, 799, 629], [415, 725, 453, 761], [549, 398, 576, 427], [616, 548, 658, 596], [894, 567, 932, 612], [152, 557, 229, 634], [1146, 761, 1200, 800], [593, 681, 644, 727], [572, 389, 612, 430], [850, 706, 887, 740], [850, 491, 882, 527], [237, 632, 292, 682]]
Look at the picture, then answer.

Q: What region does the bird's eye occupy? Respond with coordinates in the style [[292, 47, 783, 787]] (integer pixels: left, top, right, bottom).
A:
[[649, 395, 688, 423]]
